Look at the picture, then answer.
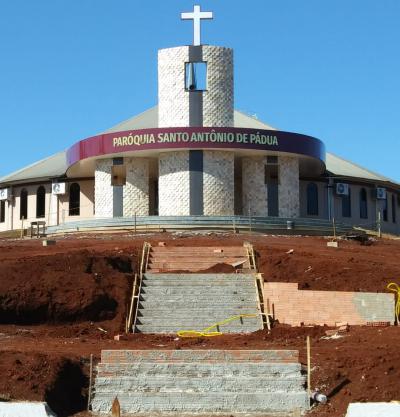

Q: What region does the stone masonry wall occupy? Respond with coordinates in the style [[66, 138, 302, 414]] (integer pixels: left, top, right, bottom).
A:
[[202, 46, 234, 127], [279, 156, 300, 218], [242, 157, 267, 216], [158, 46, 189, 128], [203, 151, 234, 215], [123, 158, 149, 216], [158, 152, 190, 215], [95, 159, 113, 218], [264, 282, 395, 326]]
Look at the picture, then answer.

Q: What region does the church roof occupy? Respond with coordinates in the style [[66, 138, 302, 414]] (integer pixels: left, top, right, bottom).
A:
[[102, 106, 276, 133], [0, 107, 397, 188]]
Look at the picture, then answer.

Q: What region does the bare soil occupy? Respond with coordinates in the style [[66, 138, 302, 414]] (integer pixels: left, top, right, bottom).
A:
[[0, 232, 399, 417]]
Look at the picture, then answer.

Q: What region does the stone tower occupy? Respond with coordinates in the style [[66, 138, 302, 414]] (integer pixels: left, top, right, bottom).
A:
[[157, 10, 235, 215]]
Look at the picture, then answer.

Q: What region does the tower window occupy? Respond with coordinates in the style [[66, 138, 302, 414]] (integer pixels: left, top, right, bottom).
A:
[[111, 165, 126, 186], [185, 62, 207, 91]]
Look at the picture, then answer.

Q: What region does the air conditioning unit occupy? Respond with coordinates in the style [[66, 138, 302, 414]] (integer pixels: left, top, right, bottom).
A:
[[376, 187, 386, 200], [52, 182, 66, 195], [0, 188, 10, 201], [336, 183, 349, 196]]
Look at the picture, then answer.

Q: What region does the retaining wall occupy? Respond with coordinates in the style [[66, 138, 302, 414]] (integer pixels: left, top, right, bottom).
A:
[[264, 282, 395, 326]]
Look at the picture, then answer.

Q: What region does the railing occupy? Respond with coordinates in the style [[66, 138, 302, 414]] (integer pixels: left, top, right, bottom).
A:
[[126, 241, 151, 333], [46, 215, 358, 236], [244, 242, 271, 331]]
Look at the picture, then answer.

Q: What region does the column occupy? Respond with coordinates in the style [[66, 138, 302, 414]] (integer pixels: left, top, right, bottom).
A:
[[95, 159, 113, 218], [242, 157, 267, 216], [279, 156, 300, 218], [203, 151, 234, 215], [158, 152, 190, 216], [123, 158, 150, 216]]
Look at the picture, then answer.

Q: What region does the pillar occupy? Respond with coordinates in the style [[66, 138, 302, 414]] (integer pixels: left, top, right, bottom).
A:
[[203, 151, 234, 215], [242, 157, 267, 216], [158, 152, 190, 216], [279, 156, 300, 218], [95, 159, 113, 218], [123, 158, 150, 216]]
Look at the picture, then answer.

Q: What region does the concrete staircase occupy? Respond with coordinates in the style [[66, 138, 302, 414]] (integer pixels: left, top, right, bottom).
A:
[[134, 273, 262, 334], [147, 245, 251, 272], [91, 349, 309, 415]]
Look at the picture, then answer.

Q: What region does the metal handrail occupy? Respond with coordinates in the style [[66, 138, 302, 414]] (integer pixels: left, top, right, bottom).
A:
[[131, 242, 151, 333]]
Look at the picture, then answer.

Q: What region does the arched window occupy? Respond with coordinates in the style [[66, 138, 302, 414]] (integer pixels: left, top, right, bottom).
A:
[[342, 188, 351, 218], [36, 186, 46, 218], [392, 194, 396, 223], [0, 201, 5, 223], [69, 183, 80, 216], [20, 189, 28, 220], [306, 183, 319, 215], [360, 188, 368, 219]]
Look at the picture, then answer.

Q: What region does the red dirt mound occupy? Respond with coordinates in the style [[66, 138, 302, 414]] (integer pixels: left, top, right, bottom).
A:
[[0, 250, 136, 333], [0, 351, 87, 417]]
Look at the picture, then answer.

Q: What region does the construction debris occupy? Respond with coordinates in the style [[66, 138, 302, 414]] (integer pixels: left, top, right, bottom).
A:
[[42, 240, 56, 247], [327, 241, 339, 248]]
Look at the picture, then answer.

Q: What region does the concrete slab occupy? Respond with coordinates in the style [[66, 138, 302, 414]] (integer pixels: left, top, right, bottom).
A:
[[346, 402, 400, 417]]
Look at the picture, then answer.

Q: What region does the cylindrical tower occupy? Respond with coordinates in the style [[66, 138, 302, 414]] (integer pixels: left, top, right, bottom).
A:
[[158, 45, 234, 215]]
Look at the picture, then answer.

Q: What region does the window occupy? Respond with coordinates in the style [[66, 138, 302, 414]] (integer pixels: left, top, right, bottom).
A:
[[36, 186, 46, 218], [392, 194, 396, 223], [383, 196, 388, 222], [69, 183, 80, 216], [342, 188, 351, 217], [185, 62, 207, 91], [307, 183, 319, 216], [20, 189, 28, 220], [111, 165, 126, 186], [359, 188, 368, 219], [0, 201, 5, 223]]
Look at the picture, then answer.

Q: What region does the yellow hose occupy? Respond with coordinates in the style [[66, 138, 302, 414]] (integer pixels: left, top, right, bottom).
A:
[[387, 282, 400, 323], [177, 314, 258, 338]]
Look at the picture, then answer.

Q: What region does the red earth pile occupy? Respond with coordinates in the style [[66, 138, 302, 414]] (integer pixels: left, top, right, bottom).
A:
[[0, 232, 399, 417]]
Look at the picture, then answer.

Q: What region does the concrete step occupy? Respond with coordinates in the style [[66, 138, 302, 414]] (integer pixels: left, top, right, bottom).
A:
[[97, 363, 302, 377], [150, 246, 247, 252], [139, 295, 257, 308], [142, 280, 255, 287], [142, 276, 256, 283], [140, 287, 256, 296], [137, 307, 259, 317], [140, 290, 257, 300], [142, 274, 256, 287], [93, 375, 305, 393], [135, 325, 261, 334], [100, 349, 300, 364], [91, 391, 309, 413], [135, 316, 260, 326], [144, 273, 255, 278]]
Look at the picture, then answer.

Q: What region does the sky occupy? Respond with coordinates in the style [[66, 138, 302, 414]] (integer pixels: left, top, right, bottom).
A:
[[0, 0, 399, 181]]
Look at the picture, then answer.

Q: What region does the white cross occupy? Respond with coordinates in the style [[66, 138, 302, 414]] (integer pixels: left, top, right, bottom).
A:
[[181, 5, 213, 46]]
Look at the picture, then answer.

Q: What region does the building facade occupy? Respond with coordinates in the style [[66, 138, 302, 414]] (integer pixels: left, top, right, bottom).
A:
[[0, 10, 399, 235]]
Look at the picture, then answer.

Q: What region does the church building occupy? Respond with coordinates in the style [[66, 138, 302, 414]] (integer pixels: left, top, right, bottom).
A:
[[0, 6, 399, 235]]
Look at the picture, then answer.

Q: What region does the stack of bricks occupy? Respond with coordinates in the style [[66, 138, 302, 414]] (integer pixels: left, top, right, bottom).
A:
[[264, 282, 395, 326]]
